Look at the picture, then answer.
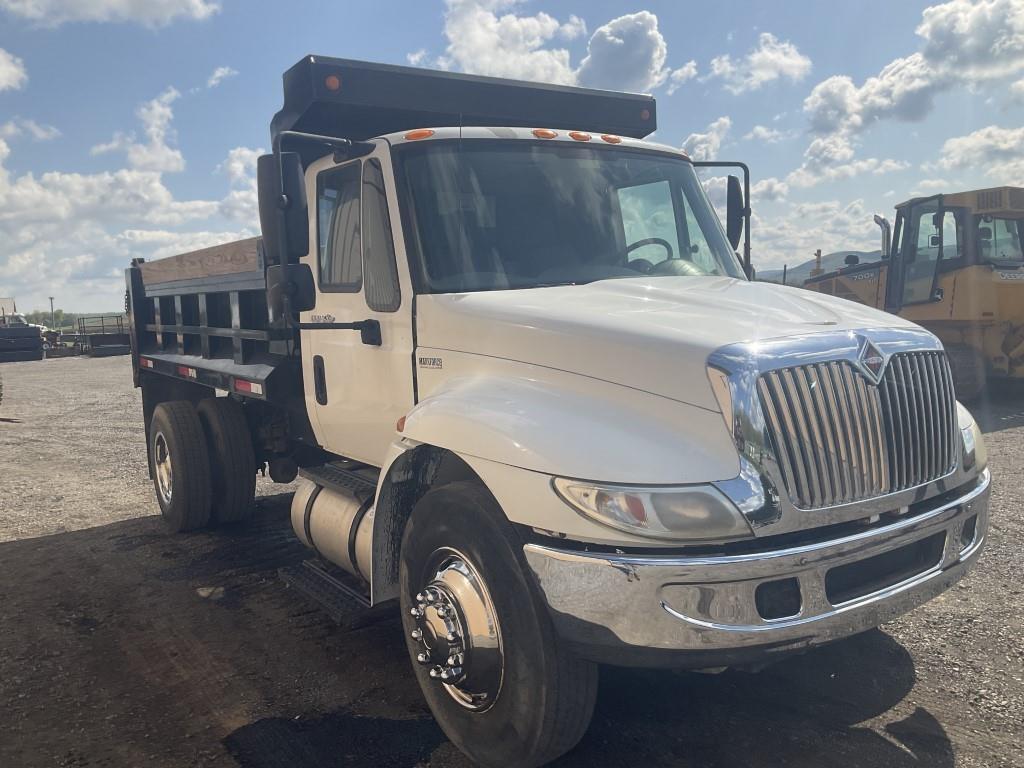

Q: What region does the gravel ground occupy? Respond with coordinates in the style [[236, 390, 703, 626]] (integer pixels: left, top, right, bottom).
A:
[[0, 355, 1021, 768]]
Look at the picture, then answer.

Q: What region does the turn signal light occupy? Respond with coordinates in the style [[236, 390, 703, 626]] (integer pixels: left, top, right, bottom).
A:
[[532, 129, 558, 139], [324, 74, 342, 92], [396, 416, 407, 433]]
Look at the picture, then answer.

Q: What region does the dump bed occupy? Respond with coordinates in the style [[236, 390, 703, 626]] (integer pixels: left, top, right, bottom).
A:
[[125, 237, 299, 400]]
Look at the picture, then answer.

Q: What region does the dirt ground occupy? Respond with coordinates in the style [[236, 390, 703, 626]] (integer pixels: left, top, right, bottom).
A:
[[0, 355, 1021, 768]]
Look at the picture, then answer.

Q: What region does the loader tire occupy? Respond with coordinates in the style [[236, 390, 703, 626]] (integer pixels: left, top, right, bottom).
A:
[[150, 401, 212, 532], [400, 481, 598, 768], [197, 397, 256, 525]]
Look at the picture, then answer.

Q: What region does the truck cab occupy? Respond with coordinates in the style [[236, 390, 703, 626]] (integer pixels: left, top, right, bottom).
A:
[[125, 57, 992, 768]]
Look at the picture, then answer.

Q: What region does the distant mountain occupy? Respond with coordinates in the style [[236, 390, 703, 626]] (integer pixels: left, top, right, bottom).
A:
[[758, 250, 883, 285]]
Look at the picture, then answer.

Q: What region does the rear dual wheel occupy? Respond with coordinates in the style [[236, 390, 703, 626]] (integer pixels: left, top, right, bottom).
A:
[[400, 481, 598, 768], [149, 398, 255, 532]]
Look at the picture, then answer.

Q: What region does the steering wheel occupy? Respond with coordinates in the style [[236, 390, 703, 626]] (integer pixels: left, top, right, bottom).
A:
[[626, 237, 673, 261]]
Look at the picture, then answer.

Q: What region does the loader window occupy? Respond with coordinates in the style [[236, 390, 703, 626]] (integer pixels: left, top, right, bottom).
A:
[[902, 204, 956, 305], [978, 216, 1024, 264], [317, 161, 362, 292]]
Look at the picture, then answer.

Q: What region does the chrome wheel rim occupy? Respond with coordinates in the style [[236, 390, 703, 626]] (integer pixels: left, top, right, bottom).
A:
[[409, 547, 504, 711], [153, 432, 173, 505]]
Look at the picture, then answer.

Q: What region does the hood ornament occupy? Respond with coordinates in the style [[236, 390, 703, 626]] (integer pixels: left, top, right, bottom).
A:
[[855, 335, 887, 384]]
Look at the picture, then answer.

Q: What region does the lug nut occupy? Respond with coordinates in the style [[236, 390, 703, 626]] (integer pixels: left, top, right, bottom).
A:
[[416, 652, 431, 665], [435, 606, 448, 618], [409, 607, 423, 618], [445, 631, 458, 643], [410, 628, 423, 641], [429, 667, 441, 679], [415, 592, 426, 603]]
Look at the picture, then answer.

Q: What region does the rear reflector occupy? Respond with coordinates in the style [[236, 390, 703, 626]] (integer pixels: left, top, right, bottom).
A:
[[176, 365, 197, 379], [233, 378, 263, 396], [140, 358, 154, 369]]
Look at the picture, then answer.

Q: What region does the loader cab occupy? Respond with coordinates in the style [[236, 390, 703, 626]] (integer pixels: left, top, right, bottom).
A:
[[884, 196, 966, 313]]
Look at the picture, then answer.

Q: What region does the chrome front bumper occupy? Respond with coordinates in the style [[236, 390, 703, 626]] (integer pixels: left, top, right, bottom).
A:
[[523, 469, 990, 667]]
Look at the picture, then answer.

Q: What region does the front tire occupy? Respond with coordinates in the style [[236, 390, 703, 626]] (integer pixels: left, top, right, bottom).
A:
[[150, 401, 212, 532], [400, 481, 597, 768]]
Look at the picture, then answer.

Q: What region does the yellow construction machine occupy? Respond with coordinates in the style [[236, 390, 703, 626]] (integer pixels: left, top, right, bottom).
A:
[[803, 186, 1024, 399]]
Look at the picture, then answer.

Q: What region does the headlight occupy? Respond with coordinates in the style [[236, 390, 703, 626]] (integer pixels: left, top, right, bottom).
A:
[[957, 403, 987, 472], [552, 478, 754, 541]]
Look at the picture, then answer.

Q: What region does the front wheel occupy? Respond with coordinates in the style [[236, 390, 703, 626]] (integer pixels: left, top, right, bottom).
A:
[[400, 481, 598, 768]]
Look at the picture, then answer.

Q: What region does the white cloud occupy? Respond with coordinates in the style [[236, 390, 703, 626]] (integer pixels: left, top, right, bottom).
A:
[[0, 89, 259, 311], [706, 32, 811, 94], [91, 87, 184, 173], [1011, 78, 1024, 102], [753, 198, 881, 270], [437, 2, 681, 94], [206, 65, 237, 88], [0, 117, 60, 141], [934, 124, 1024, 184], [752, 177, 789, 202], [785, 133, 909, 188], [577, 11, 671, 93], [682, 116, 730, 161], [407, 49, 428, 67], [0, 0, 220, 26], [666, 60, 697, 95], [0, 47, 27, 91], [912, 178, 958, 194], [804, 0, 1024, 135], [743, 124, 789, 144]]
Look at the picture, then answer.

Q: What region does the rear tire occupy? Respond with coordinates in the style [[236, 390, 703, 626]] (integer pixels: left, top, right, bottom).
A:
[[400, 481, 598, 768], [197, 397, 256, 525], [150, 401, 212, 532]]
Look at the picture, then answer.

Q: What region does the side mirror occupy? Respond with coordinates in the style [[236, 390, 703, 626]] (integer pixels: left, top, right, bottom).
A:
[[929, 234, 941, 247], [267, 263, 316, 320], [726, 175, 744, 251], [257, 152, 310, 265]]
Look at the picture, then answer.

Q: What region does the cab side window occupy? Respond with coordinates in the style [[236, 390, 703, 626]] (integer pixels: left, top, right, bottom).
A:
[[317, 162, 362, 292], [362, 159, 401, 312]]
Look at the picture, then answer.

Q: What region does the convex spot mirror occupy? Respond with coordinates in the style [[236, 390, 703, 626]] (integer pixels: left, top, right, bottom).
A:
[[257, 151, 310, 265], [726, 174, 744, 252]]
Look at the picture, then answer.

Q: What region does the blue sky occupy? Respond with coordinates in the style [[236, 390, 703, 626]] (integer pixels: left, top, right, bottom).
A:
[[1, 0, 1022, 311]]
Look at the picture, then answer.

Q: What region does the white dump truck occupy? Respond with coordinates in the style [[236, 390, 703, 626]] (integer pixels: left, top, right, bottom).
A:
[[125, 56, 991, 768]]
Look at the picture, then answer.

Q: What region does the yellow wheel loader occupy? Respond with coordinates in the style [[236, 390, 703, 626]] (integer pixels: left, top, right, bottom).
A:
[[803, 186, 1024, 399]]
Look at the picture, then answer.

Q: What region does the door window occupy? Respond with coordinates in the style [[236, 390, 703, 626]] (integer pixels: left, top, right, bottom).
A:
[[902, 203, 949, 304], [616, 180, 720, 272], [361, 159, 401, 312], [317, 162, 362, 291]]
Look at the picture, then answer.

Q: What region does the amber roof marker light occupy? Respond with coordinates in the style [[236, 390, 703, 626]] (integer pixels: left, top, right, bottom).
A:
[[532, 128, 558, 139], [404, 129, 435, 140], [568, 131, 592, 142], [600, 134, 622, 144], [324, 73, 342, 92]]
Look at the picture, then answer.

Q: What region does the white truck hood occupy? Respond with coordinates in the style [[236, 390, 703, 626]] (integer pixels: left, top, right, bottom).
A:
[[415, 276, 919, 412]]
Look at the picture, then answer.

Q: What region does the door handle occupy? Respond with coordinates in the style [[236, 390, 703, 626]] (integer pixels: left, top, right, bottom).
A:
[[313, 355, 328, 405], [299, 319, 382, 346]]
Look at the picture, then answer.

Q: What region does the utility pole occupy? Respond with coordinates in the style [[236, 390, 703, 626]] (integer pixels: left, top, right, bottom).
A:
[[49, 297, 55, 329]]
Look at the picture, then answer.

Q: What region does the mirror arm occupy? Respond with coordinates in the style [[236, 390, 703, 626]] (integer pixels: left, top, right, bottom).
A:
[[693, 160, 752, 276]]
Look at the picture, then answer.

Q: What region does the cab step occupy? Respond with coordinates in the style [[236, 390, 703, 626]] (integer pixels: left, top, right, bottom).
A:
[[299, 462, 378, 500], [279, 559, 395, 629]]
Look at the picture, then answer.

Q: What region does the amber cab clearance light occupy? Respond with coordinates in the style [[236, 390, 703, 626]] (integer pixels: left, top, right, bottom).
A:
[[324, 74, 342, 92], [404, 129, 435, 141], [532, 128, 558, 139], [600, 134, 622, 144], [568, 131, 592, 142], [396, 415, 407, 433]]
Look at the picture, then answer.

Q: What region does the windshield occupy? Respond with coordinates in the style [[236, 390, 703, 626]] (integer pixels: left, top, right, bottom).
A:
[[395, 141, 743, 293], [976, 215, 1024, 264]]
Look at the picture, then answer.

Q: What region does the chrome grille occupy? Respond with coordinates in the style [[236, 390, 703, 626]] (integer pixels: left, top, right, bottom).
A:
[[758, 351, 957, 509]]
